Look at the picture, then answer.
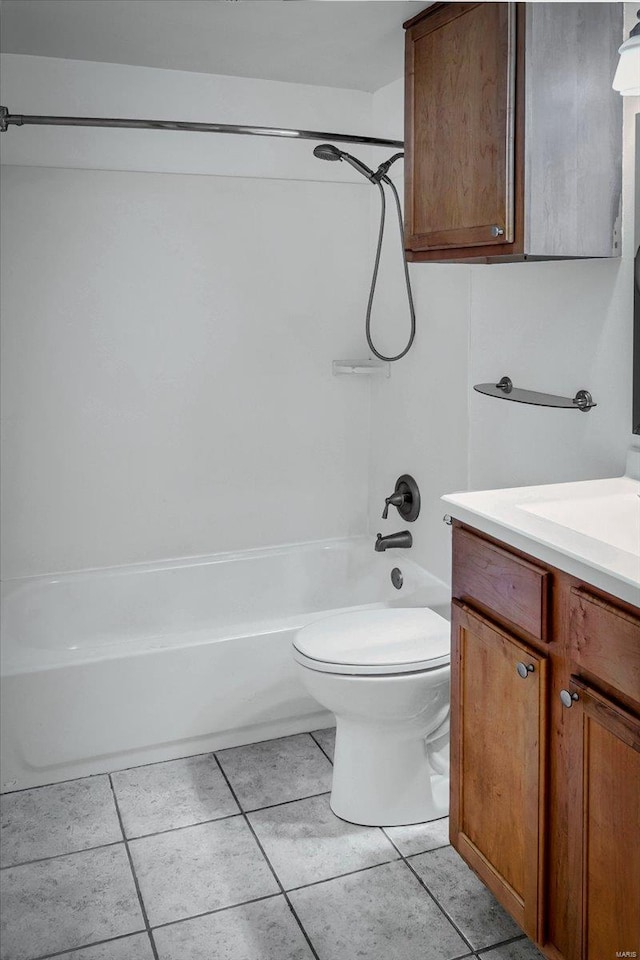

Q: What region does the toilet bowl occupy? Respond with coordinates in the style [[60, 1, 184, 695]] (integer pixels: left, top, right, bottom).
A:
[[293, 607, 451, 827]]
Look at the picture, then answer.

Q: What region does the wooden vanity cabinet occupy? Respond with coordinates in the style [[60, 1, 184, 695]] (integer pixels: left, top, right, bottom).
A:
[[450, 522, 640, 960], [403, 3, 622, 263], [568, 680, 640, 960], [450, 600, 547, 941]]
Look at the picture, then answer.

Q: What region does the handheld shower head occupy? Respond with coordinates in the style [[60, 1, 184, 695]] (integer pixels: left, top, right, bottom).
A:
[[313, 144, 342, 161], [312, 142, 415, 363], [313, 143, 375, 182]]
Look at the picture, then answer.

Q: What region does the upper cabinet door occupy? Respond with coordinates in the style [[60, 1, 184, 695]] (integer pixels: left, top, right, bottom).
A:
[[404, 3, 622, 263], [404, 3, 516, 253]]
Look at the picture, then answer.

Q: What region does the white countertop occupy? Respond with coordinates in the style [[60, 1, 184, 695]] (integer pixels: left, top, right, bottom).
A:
[[442, 475, 640, 608]]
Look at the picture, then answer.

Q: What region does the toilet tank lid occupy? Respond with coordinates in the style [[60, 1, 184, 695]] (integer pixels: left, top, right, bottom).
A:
[[293, 607, 450, 670]]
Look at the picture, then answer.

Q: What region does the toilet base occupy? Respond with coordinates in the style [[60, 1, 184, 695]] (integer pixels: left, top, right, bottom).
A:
[[328, 718, 449, 827]]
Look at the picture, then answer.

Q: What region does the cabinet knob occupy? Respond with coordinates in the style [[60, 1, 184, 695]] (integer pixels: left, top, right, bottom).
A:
[[491, 225, 505, 237], [516, 662, 535, 679], [560, 689, 579, 708]]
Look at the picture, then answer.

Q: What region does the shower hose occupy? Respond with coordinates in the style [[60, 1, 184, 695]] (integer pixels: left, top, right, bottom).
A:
[[366, 176, 416, 362]]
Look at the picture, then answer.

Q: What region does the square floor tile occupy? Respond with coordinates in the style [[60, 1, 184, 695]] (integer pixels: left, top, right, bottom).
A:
[[129, 816, 279, 927], [216, 734, 333, 810], [248, 793, 398, 890], [0, 775, 122, 868], [479, 939, 545, 960], [154, 895, 315, 960], [411, 846, 521, 950], [289, 860, 469, 960], [384, 816, 450, 857], [311, 727, 335, 762], [111, 754, 239, 837], [0, 845, 144, 960], [56, 933, 155, 960]]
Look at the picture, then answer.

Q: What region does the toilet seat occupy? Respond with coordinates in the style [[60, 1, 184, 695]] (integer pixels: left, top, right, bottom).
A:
[[293, 607, 450, 676]]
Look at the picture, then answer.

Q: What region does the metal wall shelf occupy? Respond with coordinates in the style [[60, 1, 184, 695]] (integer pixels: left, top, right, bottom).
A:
[[474, 376, 596, 412]]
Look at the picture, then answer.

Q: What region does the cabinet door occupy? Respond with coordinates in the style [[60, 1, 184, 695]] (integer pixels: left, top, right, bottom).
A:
[[565, 680, 640, 959], [450, 600, 547, 941], [405, 3, 517, 253]]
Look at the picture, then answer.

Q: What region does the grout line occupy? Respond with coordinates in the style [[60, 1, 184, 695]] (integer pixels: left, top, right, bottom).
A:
[[23, 930, 150, 960], [2, 793, 341, 873], [0, 839, 125, 872], [308, 730, 335, 766], [150, 891, 283, 931], [476, 934, 529, 955], [401, 840, 452, 857], [244, 790, 331, 815], [108, 775, 160, 960], [382, 831, 476, 956], [213, 754, 322, 960], [118, 810, 241, 843], [0, 790, 335, 871], [284, 855, 401, 893]]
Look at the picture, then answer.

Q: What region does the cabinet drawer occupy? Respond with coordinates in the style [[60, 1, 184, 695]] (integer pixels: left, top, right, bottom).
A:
[[569, 588, 640, 707], [452, 526, 549, 643]]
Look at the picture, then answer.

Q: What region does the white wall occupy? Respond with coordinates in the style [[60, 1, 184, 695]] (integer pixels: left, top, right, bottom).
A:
[[2, 38, 636, 585], [366, 77, 471, 584], [1, 57, 377, 578], [368, 52, 637, 583], [467, 256, 633, 490], [0, 55, 385, 181]]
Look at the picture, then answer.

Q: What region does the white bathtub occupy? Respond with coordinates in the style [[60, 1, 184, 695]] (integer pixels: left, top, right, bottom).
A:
[[0, 536, 450, 791]]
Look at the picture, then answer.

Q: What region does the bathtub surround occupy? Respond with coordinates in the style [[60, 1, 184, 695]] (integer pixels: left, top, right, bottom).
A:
[[0, 729, 544, 960], [1, 50, 636, 584], [0, 55, 378, 580]]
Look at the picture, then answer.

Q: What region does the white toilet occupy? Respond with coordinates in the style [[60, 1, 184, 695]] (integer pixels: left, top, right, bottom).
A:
[[293, 607, 451, 827]]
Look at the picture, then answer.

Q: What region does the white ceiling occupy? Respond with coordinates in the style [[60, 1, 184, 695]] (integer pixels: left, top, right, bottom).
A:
[[0, 0, 427, 93]]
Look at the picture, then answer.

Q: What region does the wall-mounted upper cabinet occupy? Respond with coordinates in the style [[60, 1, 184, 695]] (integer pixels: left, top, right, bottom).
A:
[[403, 3, 623, 263]]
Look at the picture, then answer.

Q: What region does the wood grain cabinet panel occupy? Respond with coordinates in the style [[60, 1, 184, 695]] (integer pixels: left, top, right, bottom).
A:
[[404, 2, 515, 252], [404, 2, 623, 262], [450, 600, 546, 940], [569, 681, 640, 959], [450, 523, 640, 960], [569, 588, 640, 709], [452, 526, 549, 644]]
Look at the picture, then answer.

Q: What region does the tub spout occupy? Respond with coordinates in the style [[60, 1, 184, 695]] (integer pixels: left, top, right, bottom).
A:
[[375, 531, 413, 552]]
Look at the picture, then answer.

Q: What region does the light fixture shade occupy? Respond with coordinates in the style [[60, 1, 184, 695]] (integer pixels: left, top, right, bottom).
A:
[[613, 35, 640, 96]]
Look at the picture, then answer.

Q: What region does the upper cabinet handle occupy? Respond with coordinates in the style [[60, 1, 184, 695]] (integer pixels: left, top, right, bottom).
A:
[[516, 662, 535, 679]]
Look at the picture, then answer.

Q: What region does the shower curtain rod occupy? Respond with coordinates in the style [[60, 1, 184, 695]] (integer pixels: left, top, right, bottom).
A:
[[0, 106, 403, 148]]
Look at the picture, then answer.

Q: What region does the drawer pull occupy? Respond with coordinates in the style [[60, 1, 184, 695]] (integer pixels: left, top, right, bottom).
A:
[[560, 689, 579, 708], [516, 662, 535, 679]]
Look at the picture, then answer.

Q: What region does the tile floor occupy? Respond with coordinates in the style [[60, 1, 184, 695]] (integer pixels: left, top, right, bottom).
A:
[[0, 729, 545, 960]]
